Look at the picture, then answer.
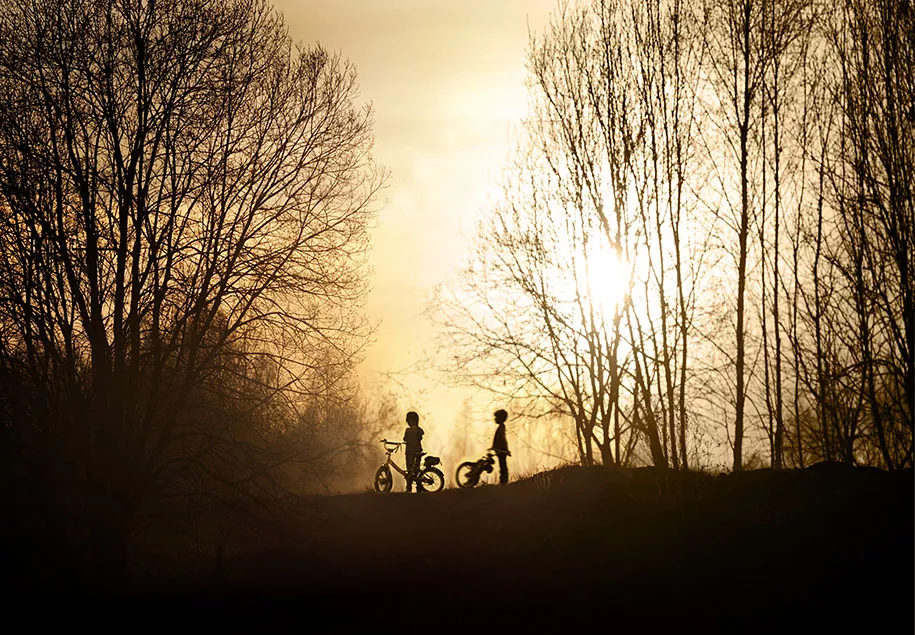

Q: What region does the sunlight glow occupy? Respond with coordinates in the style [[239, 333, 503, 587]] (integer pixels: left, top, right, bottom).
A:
[[553, 238, 630, 319], [586, 242, 629, 315]]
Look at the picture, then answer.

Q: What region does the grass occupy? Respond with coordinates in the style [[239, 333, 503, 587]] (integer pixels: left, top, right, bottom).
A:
[[12, 462, 914, 633]]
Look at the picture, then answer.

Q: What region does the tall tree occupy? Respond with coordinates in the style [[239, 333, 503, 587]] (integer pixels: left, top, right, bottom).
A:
[[0, 0, 381, 582], [435, 0, 710, 469], [702, 0, 768, 470]]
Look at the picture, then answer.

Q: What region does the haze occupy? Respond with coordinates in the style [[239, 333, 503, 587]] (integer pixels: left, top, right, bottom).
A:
[[275, 0, 555, 450]]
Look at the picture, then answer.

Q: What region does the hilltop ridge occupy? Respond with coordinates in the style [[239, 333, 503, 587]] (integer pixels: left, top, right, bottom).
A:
[[119, 462, 915, 633]]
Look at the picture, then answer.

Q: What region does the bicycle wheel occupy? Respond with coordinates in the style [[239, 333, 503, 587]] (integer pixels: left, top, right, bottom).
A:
[[417, 467, 445, 492], [373, 465, 393, 493], [455, 462, 479, 488]]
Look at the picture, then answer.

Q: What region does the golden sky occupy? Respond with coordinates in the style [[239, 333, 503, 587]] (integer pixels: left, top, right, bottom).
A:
[[274, 0, 556, 456]]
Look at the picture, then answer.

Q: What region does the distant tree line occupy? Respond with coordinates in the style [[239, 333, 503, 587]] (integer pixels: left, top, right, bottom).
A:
[[0, 0, 383, 584], [436, 0, 913, 471]]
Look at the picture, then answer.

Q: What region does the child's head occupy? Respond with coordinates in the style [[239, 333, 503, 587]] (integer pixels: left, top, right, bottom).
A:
[[406, 411, 419, 427], [494, 409, 508, 424]]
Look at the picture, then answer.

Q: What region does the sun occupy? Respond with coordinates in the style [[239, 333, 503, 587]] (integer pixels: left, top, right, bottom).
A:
[[581, 241, 629, 316], [549, 237, 630, 320]]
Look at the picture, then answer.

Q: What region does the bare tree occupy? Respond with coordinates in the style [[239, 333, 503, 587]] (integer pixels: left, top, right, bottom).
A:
[[823, 0, 914, 465], [701, 0, 769, 470], [0, 0, 381, 582], [434, 0, 714, 470], [755, 0, 815, 468]]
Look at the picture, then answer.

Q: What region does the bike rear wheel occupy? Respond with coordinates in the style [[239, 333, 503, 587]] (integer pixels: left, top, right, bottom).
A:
[[374, 465, 393, 493], [417, 467, 444, 492], [455, 462, 479, 488]]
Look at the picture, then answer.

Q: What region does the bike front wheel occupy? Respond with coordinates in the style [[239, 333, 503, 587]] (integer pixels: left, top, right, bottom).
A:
[[374, 465, 393, 493], [417, 467, 445, 492], [455, 462, 479, 488]]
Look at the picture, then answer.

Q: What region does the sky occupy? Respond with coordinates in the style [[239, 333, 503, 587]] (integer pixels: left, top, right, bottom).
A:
[[273, 0, 557, 457]]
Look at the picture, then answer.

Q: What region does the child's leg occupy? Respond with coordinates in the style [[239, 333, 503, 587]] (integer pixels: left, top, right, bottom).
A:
[[406, 453, 418, 492], [498, 454, 509, 485]]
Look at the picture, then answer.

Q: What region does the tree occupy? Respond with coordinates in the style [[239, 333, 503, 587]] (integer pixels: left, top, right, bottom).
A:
[[434, 0, 911, 474], [0, 0, 382, 583], [435, 0, 711, 469], [701, 0, 770, 471], [823, 0, 914, 465]]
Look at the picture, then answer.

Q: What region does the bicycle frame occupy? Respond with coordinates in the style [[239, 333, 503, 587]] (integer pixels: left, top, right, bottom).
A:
[[381, 441, 420, 479]]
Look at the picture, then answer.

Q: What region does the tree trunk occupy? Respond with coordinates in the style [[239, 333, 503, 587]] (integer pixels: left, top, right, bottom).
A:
[[733, 0, 754, 472]]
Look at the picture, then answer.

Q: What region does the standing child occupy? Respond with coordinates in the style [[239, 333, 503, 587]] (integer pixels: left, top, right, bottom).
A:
[[491, 409, 510, 485], [403, 411, 424, 492]]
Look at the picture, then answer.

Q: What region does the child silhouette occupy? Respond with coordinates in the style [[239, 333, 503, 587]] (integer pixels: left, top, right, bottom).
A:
[[403, 411, 424, 492], [491, 409, 510, 485]]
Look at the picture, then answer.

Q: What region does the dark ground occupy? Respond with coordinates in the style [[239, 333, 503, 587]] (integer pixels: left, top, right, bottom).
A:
[[12, 462, 915, 633]]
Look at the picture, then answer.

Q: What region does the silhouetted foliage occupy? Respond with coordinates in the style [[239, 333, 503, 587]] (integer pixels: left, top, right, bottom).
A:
[[436, 0, 913, 471], [0, 0, 382, 585]]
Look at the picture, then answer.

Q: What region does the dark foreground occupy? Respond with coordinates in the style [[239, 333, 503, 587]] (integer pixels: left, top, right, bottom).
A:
[[13, 463, 915, 633]]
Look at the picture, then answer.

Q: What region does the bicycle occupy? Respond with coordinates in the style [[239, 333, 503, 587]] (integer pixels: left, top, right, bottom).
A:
[[454, 450, 495, 488], [373, 439, 445, 493]]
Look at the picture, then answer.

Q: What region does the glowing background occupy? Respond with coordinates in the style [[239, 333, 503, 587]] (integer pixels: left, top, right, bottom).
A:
[[273, 1, 558, 467]]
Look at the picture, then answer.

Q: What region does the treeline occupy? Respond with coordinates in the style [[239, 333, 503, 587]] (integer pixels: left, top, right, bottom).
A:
[[436, 0, 913, 470], [0, 0, 383, 584]]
